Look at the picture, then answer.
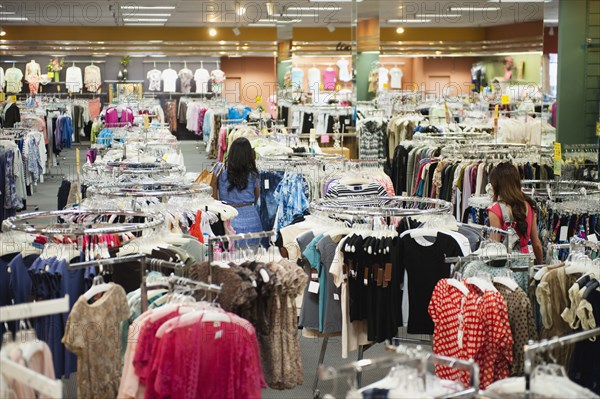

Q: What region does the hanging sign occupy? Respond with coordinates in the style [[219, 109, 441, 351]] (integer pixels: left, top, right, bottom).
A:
[[553, 142, 562, 176], [493, 104, 499, 135]]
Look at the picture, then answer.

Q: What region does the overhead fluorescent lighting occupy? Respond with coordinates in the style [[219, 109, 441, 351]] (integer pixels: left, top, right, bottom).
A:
[[544, 19, 559, 23], [121, 5, 176, 10], [387, 19, 431, 23], [0, 17, 28, 21], [248, 23, 276, 27], [124, 23, 166, 26], [149, 54, 167, 57], [449, 7, 500, 11], [258, 19, 302, 23], [123, 18, 168, 22], [309, 0, 362, 2], [488, 0, 550, 2], [287, 6, 342, 11], [416, 14, 462, 18], [122, 13, 172, 17], [0, 12, 16, 15]]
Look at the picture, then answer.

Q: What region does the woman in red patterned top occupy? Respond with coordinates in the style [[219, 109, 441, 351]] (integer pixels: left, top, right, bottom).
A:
[[487, 162, 543, 264]]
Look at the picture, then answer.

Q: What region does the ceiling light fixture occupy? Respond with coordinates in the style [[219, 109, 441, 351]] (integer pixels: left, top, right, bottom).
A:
[[0, 12, 16, 15], [123, 18, 168, 22], [287, 6, 342, 11], [449, 7, 500, 11], [219, 40, 226, 45], [327, 24, 335, 32], [309, 0, 362, 2], [248, 23, 276, 27], [122, 13, 172, 17], [387, 19, 431, 23], [396, 27, 404, 34], [209, 28, 217, 36], [0, 27, 5, 37], [121, 5, 176, 10], [124, 23, 166, 26], [416, 14, 462, 18], [0, 17, 28, 21], [548, 26, 555, 36], [232, 27, 241, 36]]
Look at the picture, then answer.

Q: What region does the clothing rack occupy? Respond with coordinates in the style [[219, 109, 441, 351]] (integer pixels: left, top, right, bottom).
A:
[[524, 327, 600, 396], [318, 347, 480, 391], [86, 183, 213, 200], [167, 275, 223, 296], [550, 236, 600, 251], [0, 297, 69, 399], [206, 230, 276, 298], [445, 252, 534, 267], [310, 196, 453, 218]]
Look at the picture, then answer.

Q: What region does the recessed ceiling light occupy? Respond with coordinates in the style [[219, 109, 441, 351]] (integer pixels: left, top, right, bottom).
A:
[[0, 27, 5, 36], [209, 28, 217, 36], [121, 5, 176, 10], [544, 19, 559, 23], [396, 27, 405, 34], [219, 40, 226, 45], [387, 19, 431, 23], [123, 18, 168, 22]]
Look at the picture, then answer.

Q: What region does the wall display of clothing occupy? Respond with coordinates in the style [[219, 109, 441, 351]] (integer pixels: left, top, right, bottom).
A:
[[280, 104, 354, 134], [24, 61, 42, 94]]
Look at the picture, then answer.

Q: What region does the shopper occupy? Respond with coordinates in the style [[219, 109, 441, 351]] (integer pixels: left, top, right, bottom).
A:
[[487, 162, 543, 265], [214, 137, 262, 236]]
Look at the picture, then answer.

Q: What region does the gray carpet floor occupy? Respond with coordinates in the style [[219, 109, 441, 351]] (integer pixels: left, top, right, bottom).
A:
[[25, 141, 427, 398]]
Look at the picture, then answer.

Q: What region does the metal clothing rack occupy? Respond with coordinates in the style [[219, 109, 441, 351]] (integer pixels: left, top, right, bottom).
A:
[[445, 252, 534, 267], [86, 183, 212, 200], [167, 275, 223, 297], [524, 327, 600, 397], [318, 346, 480, 395], [550, 236, 600, 251], [0, 297, 69, 399], [307, 197, 453, 397], [310, 196, 453, 218], [206, 230, 276, 299]]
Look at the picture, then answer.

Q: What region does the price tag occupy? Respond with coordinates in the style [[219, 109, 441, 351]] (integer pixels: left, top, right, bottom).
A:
[[596, 121, 600, 137], [308, 281, 320, 294], [333, 293, 340, 301], [264, 179, 270, 190], [501, 95, 510, 105], [559, 226, 568, 242], [319, 83, 324, 90], [335, 84, 341, 91], [383, 83, 389, 89], [144, 115, 149, 129], [48, 72, 54, 78], [8, 95, 16, 102], [320, 134, 330, 143], [255, 95, 262, 104], [469, 84, 475, 91], [494, 104, 499, 120]]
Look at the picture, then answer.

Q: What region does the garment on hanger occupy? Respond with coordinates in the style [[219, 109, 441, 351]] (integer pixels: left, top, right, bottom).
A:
[[84, 64, 102, 92], [291, 67, 304, 90], [146, 69, 161, 91], [161, 68, 178, 93], [178, 67, 194, 94], [194, 68, 210, 94], [389, 66, 403, 89], [337, 59, 352, 82], [65, 65, 83, 93], [25, 61, 41, 94], [210, 69, 225, 93], [4, 67, 23, 93], [378, 66, 390, 91], [322, 68, 337, 90]]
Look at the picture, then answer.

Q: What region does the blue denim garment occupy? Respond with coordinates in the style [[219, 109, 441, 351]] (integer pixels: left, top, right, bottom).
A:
[[258, 170, 284, 231], [217, 164, 259, 205], [4, 149, 23, 211], [274, 173, 309, 230]]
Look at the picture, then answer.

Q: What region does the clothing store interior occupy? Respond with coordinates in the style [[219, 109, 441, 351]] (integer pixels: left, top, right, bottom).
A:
[[0, 0, 599, 398]]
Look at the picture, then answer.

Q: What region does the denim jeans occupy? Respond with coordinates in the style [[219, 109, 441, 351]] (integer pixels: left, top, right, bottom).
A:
[[258, 171, 284, 231]]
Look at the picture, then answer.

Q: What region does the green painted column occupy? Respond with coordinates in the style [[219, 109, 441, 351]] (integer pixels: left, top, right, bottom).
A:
[[556, 0, 598, 144], [356, 52, 379, 101]]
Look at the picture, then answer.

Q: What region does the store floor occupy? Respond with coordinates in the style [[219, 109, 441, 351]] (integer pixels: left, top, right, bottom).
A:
[[29, 142, 425, 398]]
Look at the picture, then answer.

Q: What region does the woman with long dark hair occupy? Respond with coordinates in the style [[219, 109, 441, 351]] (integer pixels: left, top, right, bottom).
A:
[[214, 137, 262, 235], [487, 162, 543, 264]]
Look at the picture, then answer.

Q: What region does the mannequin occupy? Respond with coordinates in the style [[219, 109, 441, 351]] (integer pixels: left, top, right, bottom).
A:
[[25, 60, 41, 94]]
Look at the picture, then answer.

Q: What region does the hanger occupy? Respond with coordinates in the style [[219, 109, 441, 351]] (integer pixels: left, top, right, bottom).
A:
[[83, 273, 113, 301]]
